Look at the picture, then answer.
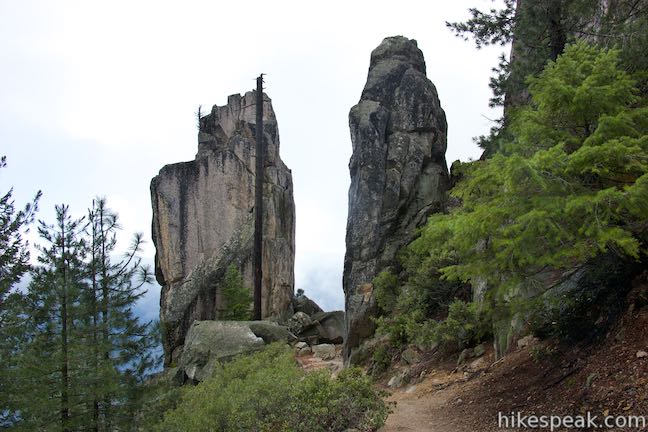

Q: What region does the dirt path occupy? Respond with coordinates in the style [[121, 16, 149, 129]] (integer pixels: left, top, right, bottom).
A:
[[380, 305, 648, 432], [294, 302, 648, 432], [380, 371, 476, 432], [295, 344, 490, 431], [381, 281, 648, 432]]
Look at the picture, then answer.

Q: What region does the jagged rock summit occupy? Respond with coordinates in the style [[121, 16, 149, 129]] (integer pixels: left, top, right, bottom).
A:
[[151, 92, 295, 364], [343, 36, 450, 362]]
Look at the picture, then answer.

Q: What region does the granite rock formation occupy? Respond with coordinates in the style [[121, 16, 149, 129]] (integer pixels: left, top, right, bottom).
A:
[[178, 320, 296, 383], [151, 92, 295, 364], [343, 36, 450, 362]]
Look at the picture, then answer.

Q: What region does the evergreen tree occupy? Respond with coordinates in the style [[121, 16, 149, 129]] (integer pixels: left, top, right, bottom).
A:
[[0, 155, 41, 305], [409, 43, 647, 297], [83, 197, 155, 431], [7, 199, 157, 431], [221, 264, 252, 320], [448, 0, 647, 107], [447, 0, 648, 154], [14, 205, 88, 431], [0, 156, 41, 427]]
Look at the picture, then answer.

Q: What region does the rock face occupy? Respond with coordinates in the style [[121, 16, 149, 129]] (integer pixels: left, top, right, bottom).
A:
[[343, 36, 450, 362], [491, 252, 643, 358], [151, 92, 295, 364]]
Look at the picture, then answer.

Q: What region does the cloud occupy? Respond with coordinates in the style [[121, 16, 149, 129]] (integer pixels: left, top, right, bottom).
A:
[[1, 0, 506, 323], [295, 251, 345, 311]]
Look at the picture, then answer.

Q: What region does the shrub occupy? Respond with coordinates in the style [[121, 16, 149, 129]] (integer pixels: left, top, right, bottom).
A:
[[430, 300, 492, 351], [376, 42, 648, 354], [371, 344, 392, 376], [374, 273, 474, 350], [374, 269, 400, 313], [136, 381, 182, 430], [152, 344, 389, 432], [529, 344, 557, 363]]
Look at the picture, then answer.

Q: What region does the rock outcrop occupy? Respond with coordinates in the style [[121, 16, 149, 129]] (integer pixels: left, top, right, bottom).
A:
[[343, 36, 450, 362], [178, 320, 295, 383], [290, 311, 345, 345], [179, 321, 266, 383], [151, 92, 295, 364], [493, 252, 644, 358], [286, 294, 345, 345], [171, 299, 345, 384]]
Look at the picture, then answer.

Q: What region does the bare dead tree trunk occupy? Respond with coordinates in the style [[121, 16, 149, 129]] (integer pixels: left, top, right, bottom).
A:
[[253, 74, 265, 320]]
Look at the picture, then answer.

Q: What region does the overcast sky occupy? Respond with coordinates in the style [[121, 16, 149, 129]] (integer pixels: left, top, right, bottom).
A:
[[1, 0, 505, 318]]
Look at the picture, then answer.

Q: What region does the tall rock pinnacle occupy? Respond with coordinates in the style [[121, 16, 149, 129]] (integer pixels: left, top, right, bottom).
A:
[[151, 92, 295, 364], [343, 36, 450, 362]]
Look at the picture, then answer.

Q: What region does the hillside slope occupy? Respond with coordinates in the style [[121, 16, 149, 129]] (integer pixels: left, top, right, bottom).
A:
[[382, 276, 648, 431]]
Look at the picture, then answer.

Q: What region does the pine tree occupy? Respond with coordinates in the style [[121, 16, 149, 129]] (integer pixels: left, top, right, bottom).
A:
[[409, 42, 648, 297], [448, 0, 647, 108], [0, 155, 41, 305], [447, 0, 648, 154], [221, 264, 252, 320], [83, 198, 155, 431], [0, 156, 41, 427], [13, 205, 88, 431], [7, 199, 157, 431]]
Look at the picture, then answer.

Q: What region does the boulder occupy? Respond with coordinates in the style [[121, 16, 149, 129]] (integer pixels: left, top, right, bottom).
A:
[[295, 341, 308, 350], [247, 321, 297, 344], [473, 343, 487, 358], [297, 346, 312, 356], [179, 320, 265, 383], [457, 348, 473, 366], [292, 293, 323, 316], [343, 36, 450, 363], [388, 373, 405, 388], [312, 344, 337, 360], [151, 92, 295, 364], [516, 335, 539, 350], [298, 311, 345, 344], [313, 311, 345, 343], [469, 357, 488, 371], [401, 347, 421, 365], [287, 311, 312, 335]]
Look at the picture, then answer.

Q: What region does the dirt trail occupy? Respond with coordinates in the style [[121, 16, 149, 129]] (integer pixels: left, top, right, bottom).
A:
[[379, 366, 488, 432], [380, 292, 648, 432], [381, 383, 464, 432], [294, 297, 647, 432], [295, 344, 500, 431]]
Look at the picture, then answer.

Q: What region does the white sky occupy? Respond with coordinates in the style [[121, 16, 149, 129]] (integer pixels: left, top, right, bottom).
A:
[[1, 0, 505, 316]]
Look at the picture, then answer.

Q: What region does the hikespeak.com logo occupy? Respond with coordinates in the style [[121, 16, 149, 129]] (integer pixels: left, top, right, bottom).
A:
[[498, 411, 647, 430]]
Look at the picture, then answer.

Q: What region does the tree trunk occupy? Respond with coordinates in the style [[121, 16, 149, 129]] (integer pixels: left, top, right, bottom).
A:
[[253, 75, 264, 320], [547, 0, 567, 60], [91, 203, 100, 432], [99, 204, 112, 430], [60, 217, 70, 432]]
